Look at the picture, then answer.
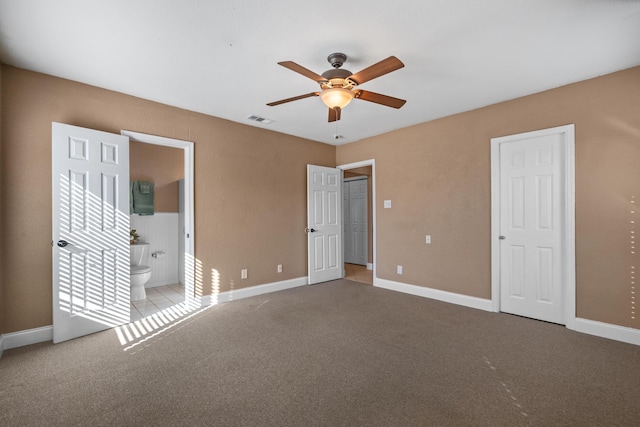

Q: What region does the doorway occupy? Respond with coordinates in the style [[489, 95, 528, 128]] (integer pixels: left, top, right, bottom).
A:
[[338, 160, 376, 285], [122, 130, 195, 314], [491, 125, 575, 328]]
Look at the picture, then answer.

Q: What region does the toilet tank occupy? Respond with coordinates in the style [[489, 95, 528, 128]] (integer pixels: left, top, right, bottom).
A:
[[130, 243, 150, 266]]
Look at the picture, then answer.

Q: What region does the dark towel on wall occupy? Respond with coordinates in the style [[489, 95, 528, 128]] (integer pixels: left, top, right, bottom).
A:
[[131, 180, 154, 215]]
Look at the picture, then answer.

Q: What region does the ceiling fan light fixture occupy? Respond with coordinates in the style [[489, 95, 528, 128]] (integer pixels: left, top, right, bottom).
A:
[[319, 88, 354, 109]]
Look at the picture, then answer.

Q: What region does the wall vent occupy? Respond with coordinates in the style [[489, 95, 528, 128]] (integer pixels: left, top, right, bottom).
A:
[[246, 115, 273, 124]]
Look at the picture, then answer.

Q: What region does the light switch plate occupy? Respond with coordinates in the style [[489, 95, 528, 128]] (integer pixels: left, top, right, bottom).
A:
[[384, 200, 392, 209], [426, 235, 431, 244]]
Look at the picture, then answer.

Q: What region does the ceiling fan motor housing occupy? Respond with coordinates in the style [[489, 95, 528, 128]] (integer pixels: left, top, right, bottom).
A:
[[327, 52, 347, 68], [320, 68, 354, 90]]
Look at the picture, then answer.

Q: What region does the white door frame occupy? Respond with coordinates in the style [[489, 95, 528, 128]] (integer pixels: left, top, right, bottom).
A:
[[490, 124, 576, 329], [337, 159, 376, 281], [121, 130, 196, 305]]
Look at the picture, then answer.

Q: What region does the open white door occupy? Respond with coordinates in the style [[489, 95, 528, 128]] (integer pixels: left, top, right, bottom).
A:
[[307, 165, 343, 284], [52, 123, 130, 343]]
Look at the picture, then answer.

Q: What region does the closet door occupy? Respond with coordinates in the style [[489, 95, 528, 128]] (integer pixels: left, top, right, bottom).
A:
[[345, 178, 368, 266]]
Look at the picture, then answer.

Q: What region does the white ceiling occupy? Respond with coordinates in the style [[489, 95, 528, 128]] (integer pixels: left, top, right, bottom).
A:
[[1, 1, 639, 145]]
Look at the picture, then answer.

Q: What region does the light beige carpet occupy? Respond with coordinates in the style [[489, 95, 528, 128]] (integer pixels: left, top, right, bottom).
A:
[[1, 279, 639, 426]]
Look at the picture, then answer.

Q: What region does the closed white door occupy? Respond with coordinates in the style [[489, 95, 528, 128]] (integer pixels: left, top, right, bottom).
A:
[[344, 178, 368, 265], [52, 123, 130, 343], [307, 165, 342, 284], [497, 130, 567, 324]]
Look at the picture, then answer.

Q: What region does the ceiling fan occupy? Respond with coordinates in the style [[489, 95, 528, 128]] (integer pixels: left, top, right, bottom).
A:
[[267, 52, 406, 122]]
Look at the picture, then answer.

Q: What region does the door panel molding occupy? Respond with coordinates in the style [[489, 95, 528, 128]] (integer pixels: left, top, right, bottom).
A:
[[52, 123, 131, 343], [307, 165, 343, 284], [491, 124, 575, 329]]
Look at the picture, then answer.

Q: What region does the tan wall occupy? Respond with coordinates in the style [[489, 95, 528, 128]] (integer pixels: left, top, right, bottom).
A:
[[0, 65, 335, 333], [3, 64, 640, 334], [344, 167, 373, 264], [338, 66, 640, 330], [0, 64, 4, 333], [130, 141, 184, 213]]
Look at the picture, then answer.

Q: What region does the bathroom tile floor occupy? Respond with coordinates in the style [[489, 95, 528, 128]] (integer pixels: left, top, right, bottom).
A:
[[130, 284, 185, 322]]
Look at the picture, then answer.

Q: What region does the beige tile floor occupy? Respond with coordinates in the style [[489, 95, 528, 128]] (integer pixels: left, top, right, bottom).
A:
[[130, 283, 185, 321], [344, 263, 373, 285]]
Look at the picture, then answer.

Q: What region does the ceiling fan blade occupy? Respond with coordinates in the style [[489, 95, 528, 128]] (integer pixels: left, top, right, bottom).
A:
[[347, 56, 404, 85], [267, 92, 319, 106], [328, 107, 341, 122], [278, 61, 328, 83], [354, 90, 406, 109]]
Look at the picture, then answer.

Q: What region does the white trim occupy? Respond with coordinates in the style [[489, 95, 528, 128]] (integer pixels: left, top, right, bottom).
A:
[[1, 326, 53, 351], [1, 297, 637, 363], [490, 124, 576, 328], [146, 280, 180, 288], [337, 159, 376, 281], [121, 130, 196, 309], [344, 176, 367, 182], [374, 278, 493, 312], [200, 277, 307, 306], [366, 263, 373, 271], [575, 318, 640, 346]]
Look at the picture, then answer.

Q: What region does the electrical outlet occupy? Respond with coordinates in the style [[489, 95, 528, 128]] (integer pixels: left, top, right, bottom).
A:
[[384, 200, 392, 209], [397, 265, 403, 275], [277, 264, 283, 273], [241, 269, 248, 279], [426, 235, 431, 244]]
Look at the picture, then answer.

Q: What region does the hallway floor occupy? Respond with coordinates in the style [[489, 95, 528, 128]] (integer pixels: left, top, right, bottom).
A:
[[344, 263, 373, 285], [130, 284, 185, 321]]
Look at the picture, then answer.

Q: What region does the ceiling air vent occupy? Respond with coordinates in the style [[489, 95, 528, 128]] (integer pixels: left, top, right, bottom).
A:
[[246, 114, 273, 124]]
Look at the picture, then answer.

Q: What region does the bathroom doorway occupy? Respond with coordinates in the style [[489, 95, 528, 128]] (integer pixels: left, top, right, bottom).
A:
[[122, 130, 195, 319]]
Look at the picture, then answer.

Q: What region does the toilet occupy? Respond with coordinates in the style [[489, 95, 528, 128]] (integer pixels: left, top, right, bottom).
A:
[[130, 243, 152, 301]]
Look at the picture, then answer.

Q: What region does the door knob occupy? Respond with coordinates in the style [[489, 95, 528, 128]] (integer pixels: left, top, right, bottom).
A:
[[499, 235, 506, 240], [56, 240, 88, 254], [305, 228, 318, 233]]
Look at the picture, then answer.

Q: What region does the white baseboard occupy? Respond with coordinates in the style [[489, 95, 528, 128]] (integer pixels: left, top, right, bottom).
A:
[[1, 325, 53, 353], [200, 276, 308, 306], [3, 282, 635, 362], [374, 277, 494, 312], [374, 278, 639, 346], [146, 279, 180, 288], [366, 263, 373, 271], [575, 318, 640, 346], [0, 278, 307, 358]]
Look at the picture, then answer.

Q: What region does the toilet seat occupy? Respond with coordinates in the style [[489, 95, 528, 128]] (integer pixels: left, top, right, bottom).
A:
[[131, 265, 151, 275]]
